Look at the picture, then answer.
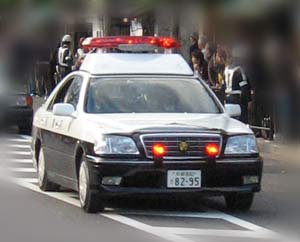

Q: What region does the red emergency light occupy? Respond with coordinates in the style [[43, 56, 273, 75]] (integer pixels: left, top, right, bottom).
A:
[[205, 143, 220, 158], [158, 37, 180, 49], [152, 143, 167, 157], [82, 36, 180, 49]]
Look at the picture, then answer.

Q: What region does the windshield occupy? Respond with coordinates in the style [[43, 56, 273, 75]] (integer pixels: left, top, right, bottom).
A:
[[85, 78, 221, 114]]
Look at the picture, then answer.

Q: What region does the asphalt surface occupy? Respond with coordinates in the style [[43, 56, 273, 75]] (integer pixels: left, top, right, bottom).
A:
[[0, 98, 298, 242]]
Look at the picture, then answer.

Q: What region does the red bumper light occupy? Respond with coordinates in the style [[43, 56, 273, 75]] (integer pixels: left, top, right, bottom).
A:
[[205, 144, 219, 157], [152, 143, 167, 157], [26, 95, 33, 107]]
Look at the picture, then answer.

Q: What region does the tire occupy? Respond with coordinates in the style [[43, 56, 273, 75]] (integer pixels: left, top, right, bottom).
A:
[[19, 122, 32, 135], [38, 147, 60, 192], [225, 193, 254, 211], [78, 159, 104, 213]]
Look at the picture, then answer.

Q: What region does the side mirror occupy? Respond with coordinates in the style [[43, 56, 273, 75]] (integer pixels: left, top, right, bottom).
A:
[[53, 103, 75, 117], [225, 104, 241, 118]]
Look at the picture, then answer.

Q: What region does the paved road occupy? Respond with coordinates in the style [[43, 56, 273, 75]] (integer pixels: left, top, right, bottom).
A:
[[0, 133, 299, 242]]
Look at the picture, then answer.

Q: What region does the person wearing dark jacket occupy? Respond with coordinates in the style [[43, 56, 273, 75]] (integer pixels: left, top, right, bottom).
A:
[[204, 41, 216, 86], [49, 43, 60, 88], [189, 34, 199, 56], [211, 47, 227, 104], [191, 49, 204, 77], [189, 33, 199, 68]]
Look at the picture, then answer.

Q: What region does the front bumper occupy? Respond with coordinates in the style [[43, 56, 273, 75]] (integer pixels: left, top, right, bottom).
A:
[[85, 156, 263, 197]]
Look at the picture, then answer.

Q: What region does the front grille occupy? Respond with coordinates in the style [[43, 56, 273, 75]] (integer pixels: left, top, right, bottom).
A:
[[141, 133, 222, 159]]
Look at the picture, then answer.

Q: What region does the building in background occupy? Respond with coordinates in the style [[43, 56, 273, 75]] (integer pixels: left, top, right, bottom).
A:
[[1, 0, 297, 140]]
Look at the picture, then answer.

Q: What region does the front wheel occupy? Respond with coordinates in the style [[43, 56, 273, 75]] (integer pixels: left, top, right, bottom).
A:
[[79, 160, 104, 213], [225, 193, 254, 211]]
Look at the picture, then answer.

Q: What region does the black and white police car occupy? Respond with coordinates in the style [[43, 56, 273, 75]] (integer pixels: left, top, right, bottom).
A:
[[32, 36, 262, 213]]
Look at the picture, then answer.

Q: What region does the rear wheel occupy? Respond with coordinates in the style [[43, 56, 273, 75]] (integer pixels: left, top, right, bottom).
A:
[[38, 147, 60, 192], [79, 159, 104, 213], [225, 193, 254, 211]]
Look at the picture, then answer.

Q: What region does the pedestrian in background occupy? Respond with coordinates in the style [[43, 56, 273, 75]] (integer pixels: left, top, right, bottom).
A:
[[224, 47, 252, 123], [74, 37, 88, 70], [203, 41, 216, 86], [213, 46, 227, 104], [50, 42, 60, 87], [195, 36, 208, 81], [189, 33, 199, 67], [57, 34, 73, 81], [198, 35, 207, 52], [191, 49, 203, 77]]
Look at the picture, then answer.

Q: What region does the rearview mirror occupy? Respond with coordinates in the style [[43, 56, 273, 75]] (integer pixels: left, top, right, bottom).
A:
[[225, 104, 241, 118], [53, 103, 75, 117]]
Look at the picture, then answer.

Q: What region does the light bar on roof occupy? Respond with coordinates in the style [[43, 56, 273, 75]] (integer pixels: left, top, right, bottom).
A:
[[82, 36, 180, 50]]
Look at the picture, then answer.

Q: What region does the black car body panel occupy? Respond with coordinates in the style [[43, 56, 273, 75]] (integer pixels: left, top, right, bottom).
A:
[[85, 155, 263, 197]]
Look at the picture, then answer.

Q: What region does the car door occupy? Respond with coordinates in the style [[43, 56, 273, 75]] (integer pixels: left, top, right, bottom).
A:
[[42, 76, 76, 180], [52, 75, 83, 183]]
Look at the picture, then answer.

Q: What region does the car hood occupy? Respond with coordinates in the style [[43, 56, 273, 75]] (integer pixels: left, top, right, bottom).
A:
[[85, 113, 253, 135]]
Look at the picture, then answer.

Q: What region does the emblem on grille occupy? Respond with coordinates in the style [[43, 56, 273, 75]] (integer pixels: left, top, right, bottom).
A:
[[178, 141, 189, 153]]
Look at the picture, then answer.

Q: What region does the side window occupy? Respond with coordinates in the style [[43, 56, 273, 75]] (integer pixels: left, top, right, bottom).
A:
[[63, 76, 83, 110], [47, 78, 74, 111]]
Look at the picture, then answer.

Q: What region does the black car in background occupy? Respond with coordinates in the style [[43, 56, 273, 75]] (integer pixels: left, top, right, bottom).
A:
[[1, 88, 33, 135]]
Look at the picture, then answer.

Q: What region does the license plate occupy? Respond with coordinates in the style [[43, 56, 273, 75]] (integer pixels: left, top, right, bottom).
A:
[[167, 170, 201, 188]]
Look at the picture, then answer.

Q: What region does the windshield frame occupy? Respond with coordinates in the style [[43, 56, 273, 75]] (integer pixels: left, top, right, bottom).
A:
[[84, 75, 223, 115]]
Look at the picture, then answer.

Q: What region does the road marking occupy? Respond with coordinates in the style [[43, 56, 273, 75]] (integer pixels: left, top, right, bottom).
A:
[[6, 138, 31, 143], [19, 135, 32, 140], [6, 159, 33, 163], [218, 212, 275, 234], [160, 227, 271, 238], [101, 213, 194, 242], [9, 167, 36, 172], [5, 144, 31, 149], [16, 178, 38, 183], [117, 210, 220, 219], [115, 209, 279, 238], [5, 151, 32, 155], [14, 179, 80, 207]]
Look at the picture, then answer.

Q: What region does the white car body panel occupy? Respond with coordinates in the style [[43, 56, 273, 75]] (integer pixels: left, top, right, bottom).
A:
[[84, 113, 252, 134], [80, 53, 194, 76], [34, 109, 252, 145]]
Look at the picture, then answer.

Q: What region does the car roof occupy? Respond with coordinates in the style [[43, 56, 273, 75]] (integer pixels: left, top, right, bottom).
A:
[[80, 53, 194, 76]]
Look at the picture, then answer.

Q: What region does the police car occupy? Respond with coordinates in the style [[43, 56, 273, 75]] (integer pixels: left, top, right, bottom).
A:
[[32, 36, 262, 213]]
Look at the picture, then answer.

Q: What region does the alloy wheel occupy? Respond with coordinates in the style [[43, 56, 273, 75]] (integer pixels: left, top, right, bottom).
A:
[[79, 162, 88, 206], [38, 149, 46, 187]]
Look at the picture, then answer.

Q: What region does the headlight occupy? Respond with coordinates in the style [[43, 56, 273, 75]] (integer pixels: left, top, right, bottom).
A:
[[94, 135, 139, 155], [225, 135, 258, 155]]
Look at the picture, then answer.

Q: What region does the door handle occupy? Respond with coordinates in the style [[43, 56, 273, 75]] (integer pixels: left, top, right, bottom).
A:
[[40, 117, 47, 125], [54, 120, 62, 129]]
